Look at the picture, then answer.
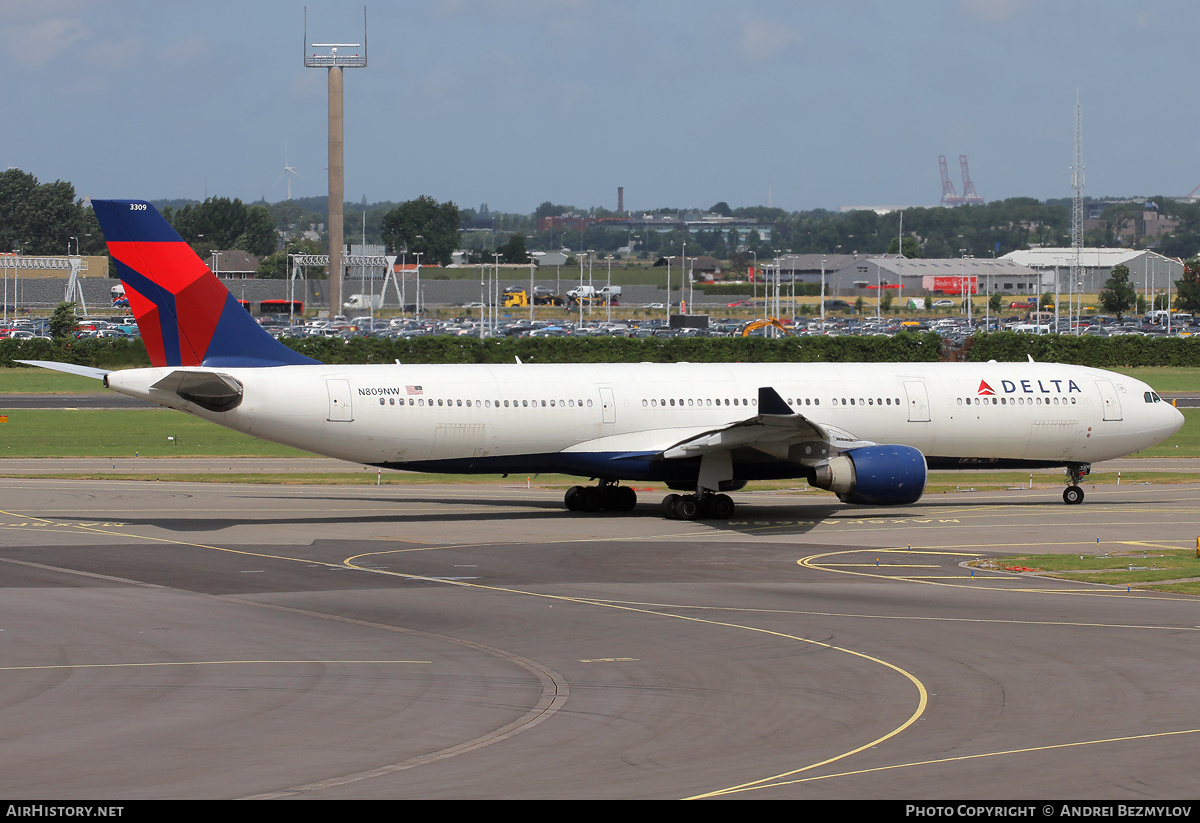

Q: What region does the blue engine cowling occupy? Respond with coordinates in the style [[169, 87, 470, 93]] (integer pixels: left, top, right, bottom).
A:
[[811, 445, 927, 505]]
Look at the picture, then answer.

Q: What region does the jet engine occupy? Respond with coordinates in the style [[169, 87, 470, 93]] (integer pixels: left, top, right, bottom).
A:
[[810, 445, 927, 505]]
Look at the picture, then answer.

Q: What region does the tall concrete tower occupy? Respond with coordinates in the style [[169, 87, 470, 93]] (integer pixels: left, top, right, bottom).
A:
[[305, 10, 367, 316]]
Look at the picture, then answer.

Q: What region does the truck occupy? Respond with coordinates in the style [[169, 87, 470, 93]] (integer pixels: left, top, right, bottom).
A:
[[565, 285, 620, 306], [343, 293, 383, 311], [503, 287, 567, 308]]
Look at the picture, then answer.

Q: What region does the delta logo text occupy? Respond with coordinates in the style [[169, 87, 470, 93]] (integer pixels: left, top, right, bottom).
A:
[[978, 378, 1083, 396]]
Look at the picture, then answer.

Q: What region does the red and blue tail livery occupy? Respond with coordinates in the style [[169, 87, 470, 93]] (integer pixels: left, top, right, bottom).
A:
[[91, 199, 318, 368]]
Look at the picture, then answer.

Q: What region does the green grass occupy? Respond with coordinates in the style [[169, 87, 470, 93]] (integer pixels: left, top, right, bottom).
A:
[[0, 408, 310, 457], [972, 550, 1200, 595], [0, 368, 107, 394], [1110, 368, 1200, 393], [1130, 408, 1200, 457]]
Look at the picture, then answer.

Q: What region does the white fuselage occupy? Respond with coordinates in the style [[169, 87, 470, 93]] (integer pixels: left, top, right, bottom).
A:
[[106, 360, 1184, 477]]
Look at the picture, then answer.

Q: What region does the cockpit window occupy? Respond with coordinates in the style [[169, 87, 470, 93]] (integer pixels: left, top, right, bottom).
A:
[[1145, 391, 1162, 403]]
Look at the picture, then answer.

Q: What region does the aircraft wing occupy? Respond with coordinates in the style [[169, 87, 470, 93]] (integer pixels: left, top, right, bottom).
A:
[[562, 387, 873, 464], [660, 387, 873, 462]]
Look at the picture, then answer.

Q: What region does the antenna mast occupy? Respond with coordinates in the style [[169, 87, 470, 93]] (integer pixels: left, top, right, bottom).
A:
[[1070, 92, 1085, 335], [304, 6, 368, 317]]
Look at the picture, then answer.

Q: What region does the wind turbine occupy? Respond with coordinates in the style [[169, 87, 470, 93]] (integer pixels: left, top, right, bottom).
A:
[[274, 144, 303, 200]]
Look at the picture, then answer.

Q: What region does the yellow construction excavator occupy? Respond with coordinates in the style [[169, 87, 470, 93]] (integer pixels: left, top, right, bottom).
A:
[[741, 318, 792, 337]]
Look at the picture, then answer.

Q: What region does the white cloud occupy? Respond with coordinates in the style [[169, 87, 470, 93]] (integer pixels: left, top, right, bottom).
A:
[[86, 35, 142, 72], [739, 19, 802, 61], [957, 0, 1037, 24], [7, 16, 90, 68], [156, 35, 206, 67]]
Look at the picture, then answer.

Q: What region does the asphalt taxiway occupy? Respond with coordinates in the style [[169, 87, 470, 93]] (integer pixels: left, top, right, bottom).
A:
[[2, 477, 1199, 799]]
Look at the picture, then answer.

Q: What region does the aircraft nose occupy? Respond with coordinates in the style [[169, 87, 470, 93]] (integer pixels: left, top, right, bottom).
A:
[[1158, 401, 1186, 442], [1168, 401, 1185, 433]]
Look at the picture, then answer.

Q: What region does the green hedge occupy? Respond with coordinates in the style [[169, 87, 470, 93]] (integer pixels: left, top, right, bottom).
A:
[[966, 332, 1200, 368], [3, 333, 942, 368], [1, 338, 151, 370], [6, 332, 1198, 369]]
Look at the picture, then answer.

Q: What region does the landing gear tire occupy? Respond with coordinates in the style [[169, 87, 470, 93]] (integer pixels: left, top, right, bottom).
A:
[[566, 483, 636, 513], [661, 493, 736, 521], [706, 493, 735, 519], [603, 485, 637, 512], [1063, 485, 1085, 505], [564, 486, 584, 511], [673, 495, 701, 521]]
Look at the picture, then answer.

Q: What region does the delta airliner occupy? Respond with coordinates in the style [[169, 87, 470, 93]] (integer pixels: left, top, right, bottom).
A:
[[22, 200, 1185, 520]]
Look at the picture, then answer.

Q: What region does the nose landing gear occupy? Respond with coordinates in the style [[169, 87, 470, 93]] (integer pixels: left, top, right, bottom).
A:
[[1063, 463, 1091, 505]]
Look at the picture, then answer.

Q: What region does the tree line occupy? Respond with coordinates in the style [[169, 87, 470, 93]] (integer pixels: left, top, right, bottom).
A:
[[6, 164, 1200, 282]]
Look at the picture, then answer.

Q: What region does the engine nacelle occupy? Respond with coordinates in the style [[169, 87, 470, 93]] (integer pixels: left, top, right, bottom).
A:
[[810, 445, 927, 506]]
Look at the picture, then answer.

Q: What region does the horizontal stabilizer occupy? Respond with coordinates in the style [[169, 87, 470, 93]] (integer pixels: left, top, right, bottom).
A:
[[16, 360, 110, 380]]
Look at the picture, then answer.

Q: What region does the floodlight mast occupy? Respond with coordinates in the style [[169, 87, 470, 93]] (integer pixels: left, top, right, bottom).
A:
[[304, 7, 367, 317]]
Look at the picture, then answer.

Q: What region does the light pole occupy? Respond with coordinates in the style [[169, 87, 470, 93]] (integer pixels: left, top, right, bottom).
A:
[[526, 235, 535, 323], [773, 249, 782, 324], [399, 250, 407, 318], [749, 250, 757, 317], [688, 256, 695, 316], [665, 255, 671, 320], [413, 251, 423, 318], [479, 261, 486, 338], [587, 250, 595, 316], [605, 255, 613, 322], [958, 249, 967, 323], [578, 251, 586, 325], [681, 239, 691, 316], [820, 256, 826, 332]]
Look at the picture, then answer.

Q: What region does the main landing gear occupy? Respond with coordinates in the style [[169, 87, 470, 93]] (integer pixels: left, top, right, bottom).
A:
[[562, 482, 738, 520], [564, 481, 637, 513], [660, 492, 735, 521], [1063, 462, 1091, 505]]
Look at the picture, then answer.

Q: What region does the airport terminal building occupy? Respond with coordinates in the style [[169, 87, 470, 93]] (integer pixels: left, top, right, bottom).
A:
[[1001, 248, 1183, 296], [773, 249, 1184, 299], [770, 254, 1040, 297]]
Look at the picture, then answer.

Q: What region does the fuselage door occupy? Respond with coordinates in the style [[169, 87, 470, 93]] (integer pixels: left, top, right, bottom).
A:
[[903, 381, 931, 423], [599, 386, 616, 424], [1096, 379, 1122, 421], [326, 379, 354, 422]]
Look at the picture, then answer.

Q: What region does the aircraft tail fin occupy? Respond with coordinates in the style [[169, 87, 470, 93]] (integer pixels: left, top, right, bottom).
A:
[[91, 199, 318, 368]]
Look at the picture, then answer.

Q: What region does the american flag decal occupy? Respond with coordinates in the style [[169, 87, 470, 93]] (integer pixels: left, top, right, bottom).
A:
[[406, 385, 423, 395]]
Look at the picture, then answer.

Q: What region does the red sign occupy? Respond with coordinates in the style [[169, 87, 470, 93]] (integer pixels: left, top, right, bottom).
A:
[[924, 275, 978, 295]]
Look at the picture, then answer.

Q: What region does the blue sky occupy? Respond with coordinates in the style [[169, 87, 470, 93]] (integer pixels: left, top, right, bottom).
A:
[[4, 0, 1198, 214]]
